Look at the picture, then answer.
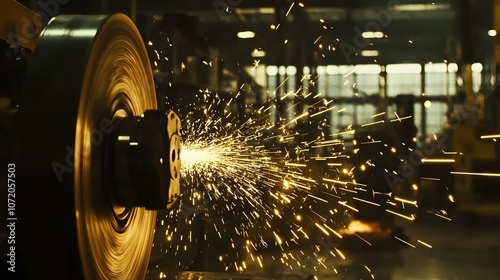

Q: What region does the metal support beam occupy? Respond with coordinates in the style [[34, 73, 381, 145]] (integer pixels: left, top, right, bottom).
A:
[[420, 63, 427, 138], [494, 0, 500, 131]]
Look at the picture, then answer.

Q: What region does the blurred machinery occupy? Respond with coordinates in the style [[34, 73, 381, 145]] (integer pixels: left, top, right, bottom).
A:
[[1, 1, 183, 279], [443, 0, 500, 222], [343, 94, 417, 245], [450, 84, 500, 222]]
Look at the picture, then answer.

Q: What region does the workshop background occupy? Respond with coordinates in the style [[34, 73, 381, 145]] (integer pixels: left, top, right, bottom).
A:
[[1, 0, 500, 279]]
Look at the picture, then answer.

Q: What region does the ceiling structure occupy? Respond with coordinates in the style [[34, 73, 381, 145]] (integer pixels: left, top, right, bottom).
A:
[[15, 0, 495, 68], [135, 0, 494, 67]]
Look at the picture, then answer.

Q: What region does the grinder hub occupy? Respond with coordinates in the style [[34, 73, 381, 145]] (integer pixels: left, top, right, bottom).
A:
[[112, 110, 181, 209]]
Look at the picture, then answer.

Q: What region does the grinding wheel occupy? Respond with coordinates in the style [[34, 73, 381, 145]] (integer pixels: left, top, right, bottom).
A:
[[17, 14, 158, 279]]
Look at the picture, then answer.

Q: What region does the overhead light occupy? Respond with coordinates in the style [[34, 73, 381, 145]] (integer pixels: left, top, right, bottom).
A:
[[392, 4, 451, 11], [252, 49, 266, 57], [448, 63, 458, 73], [362, 31, 384, 39], [360, 50, 379, 57], [325, 65, 338, 75], [266, 65, 278, 76], [488, 29, 497, 37], [317, 66, 326, 75], [354, 64, 382, 74], [471, 62, 483, 73], [286, 66, 297, 75], [278, 66, 286, 75], [386, 63, 422, 74], [425, 63, 447, 73], [237, 31, 255, 39]]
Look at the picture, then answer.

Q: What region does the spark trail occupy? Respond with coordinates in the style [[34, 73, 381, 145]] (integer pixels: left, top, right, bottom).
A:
[[152, 78, 455, 279]]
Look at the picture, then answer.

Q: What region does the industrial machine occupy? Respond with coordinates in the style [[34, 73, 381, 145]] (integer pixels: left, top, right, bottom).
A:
[[1, 1, 182, 279]]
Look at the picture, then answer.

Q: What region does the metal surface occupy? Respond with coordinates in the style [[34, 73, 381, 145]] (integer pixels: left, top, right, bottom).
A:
[[112, 109, 181, 209], [17, 14, 157, 279], [0, 0, 42, 49]]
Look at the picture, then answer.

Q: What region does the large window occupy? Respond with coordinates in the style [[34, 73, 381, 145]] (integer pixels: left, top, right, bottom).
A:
[[266, 65, 278, 123], [324, 65, 355, 98], [424, 100, 447, 135], [261, 62, 482, 138], [424, 63, 457, 135], [265, 65, 305, 126], [326, 65, 355, 130], [426, 63, 450, 96], [353, 65, 380, 124], [472, 62, 482, 93], [386, 63, 422, 96], [354, 64, 381, 96], [283, 66, 297, 123]]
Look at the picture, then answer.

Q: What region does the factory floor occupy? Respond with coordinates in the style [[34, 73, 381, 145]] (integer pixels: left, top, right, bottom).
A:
[[242, 220, 500, 280], [389, 219, 500, 280], [149, 215, 500, 280]]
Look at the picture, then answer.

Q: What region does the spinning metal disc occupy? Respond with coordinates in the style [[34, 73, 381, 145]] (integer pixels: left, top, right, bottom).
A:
[[17, 14, 157, 279]]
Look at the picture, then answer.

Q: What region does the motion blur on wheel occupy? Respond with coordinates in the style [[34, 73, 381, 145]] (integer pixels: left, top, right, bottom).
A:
[[1, 1, 182, 279]]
